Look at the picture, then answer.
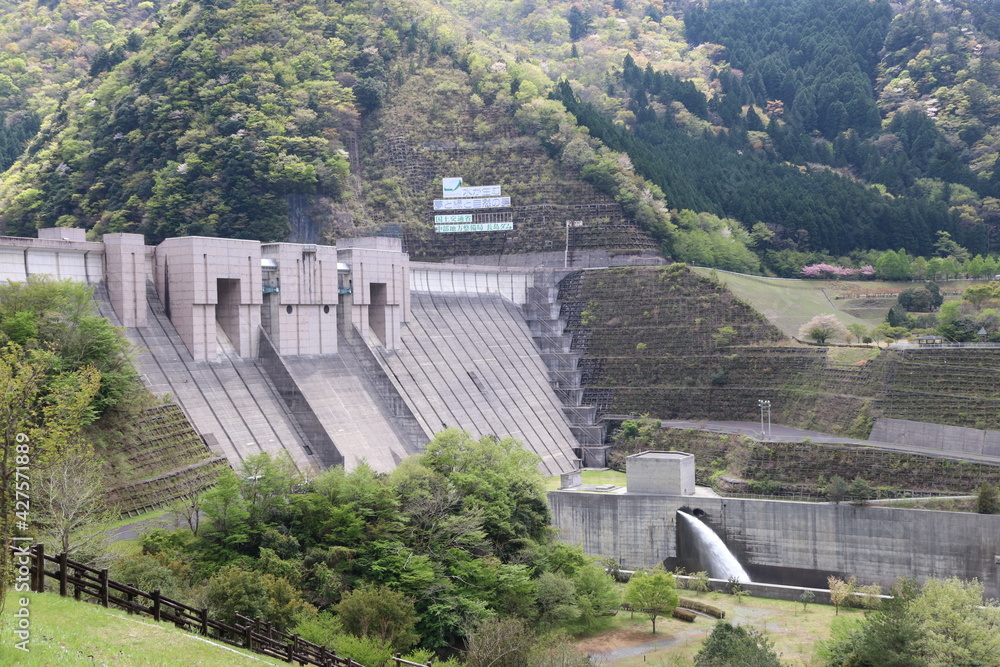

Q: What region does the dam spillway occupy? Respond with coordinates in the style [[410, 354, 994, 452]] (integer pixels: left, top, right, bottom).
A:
[[677, 510, 751, 583]]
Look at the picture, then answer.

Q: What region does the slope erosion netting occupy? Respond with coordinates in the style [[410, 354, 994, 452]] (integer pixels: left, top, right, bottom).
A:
[[105, 404, 226, 516], [876, 348, 1000, 431], [562, 265, 889, 436], [639, 430, 1000, 499], [359, 59, 659, 259]]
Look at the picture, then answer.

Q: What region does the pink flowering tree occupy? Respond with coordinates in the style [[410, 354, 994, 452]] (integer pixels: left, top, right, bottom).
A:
[[801, 264, 875, 280]]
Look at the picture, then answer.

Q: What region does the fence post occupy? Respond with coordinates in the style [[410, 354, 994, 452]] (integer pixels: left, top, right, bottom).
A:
[[244, 623, 252, 652], [99, 569, 109, 607], [152, 589, 161, 622], [200, 608, 208, 636], [73, 568, 82, 600], [32, 543, 44, 593], [58, 552, 68, 597], [287, 633, 298, 663]]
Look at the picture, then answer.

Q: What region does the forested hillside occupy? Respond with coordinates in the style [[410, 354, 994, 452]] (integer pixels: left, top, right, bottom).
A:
[[1, 0, 1000, 274]]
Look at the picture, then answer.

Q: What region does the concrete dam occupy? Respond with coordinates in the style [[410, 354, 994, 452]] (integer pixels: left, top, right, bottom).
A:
[[9, 228, 999, 597], [0, 230, 584, 476]]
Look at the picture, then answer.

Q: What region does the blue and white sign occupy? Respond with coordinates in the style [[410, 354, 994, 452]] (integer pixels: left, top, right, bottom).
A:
[[436, 222, 514, 233], [435, 214, 474, 223]]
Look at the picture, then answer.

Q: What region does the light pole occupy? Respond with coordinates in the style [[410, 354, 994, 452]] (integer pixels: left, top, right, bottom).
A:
[[758, 399, 771, 440]]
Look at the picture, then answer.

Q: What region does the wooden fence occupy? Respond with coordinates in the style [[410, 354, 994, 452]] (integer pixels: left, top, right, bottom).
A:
[[13, 544, 429, 667]]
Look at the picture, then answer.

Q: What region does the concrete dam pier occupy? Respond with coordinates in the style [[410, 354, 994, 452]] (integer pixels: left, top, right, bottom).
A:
[[550, 451, 1000, 599], [2, 231, 584, 476]]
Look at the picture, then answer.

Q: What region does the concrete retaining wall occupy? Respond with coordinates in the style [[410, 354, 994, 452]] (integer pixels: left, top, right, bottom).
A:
[[870, 417, 1000, 457], [549, 490, 1000, 598], [443, 251, 666, 269]]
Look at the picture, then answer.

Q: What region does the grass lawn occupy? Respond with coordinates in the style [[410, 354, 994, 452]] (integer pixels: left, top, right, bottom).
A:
[[0, 590, 286, 666], [826, 346, 880, 366], [693, 268, 874, 338], [546, 469, 627, 490], [572, 590, 861, 666], [694, 268, 997, 339]]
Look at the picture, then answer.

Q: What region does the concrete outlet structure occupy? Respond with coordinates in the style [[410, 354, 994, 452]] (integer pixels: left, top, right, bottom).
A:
[[625, 451, 695, 495], [550, 451, 1000, 599]]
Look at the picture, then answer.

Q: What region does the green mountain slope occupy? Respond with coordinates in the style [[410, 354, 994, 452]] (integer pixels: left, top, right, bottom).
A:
[[1, 0, 1000, 272]]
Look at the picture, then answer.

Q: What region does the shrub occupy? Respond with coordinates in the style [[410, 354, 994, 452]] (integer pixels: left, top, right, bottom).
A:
[[977, 483, 1000, 514], [673, 607, 697, 622], [679, 597, 724, 618]]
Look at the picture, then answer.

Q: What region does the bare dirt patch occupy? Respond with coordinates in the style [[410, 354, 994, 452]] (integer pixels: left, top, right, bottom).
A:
[[574, 627, 656, 654]]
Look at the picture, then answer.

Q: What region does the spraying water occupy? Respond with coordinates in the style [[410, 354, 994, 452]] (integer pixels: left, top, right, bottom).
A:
[[677, 510, 752, 583]]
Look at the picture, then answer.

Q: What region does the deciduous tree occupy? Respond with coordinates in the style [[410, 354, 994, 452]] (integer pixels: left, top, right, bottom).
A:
[[464, 616, 534, 667], [624, 568, 679, 633], [0, 343, 100, 611], [799, 314, 848, 345], [335, 585, 420, 653], [34, 452, 116, 561]]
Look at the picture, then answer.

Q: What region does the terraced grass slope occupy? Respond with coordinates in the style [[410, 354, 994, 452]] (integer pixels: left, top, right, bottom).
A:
[[696, 268, 989, 338], [564, 264, 1000, 437], [878, 348, 1000, 431], [103, 404, 227, 517], [561, 265, 880, 436]]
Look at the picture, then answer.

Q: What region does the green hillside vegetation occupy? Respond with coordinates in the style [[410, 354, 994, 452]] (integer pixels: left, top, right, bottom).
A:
[[86, 430, 618, 663], [5, 0, 1000, 279], [0, 278, 222, 563]]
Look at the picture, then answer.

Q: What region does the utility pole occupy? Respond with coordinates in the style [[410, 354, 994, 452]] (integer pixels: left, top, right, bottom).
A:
[[758, 399, 771, 440]]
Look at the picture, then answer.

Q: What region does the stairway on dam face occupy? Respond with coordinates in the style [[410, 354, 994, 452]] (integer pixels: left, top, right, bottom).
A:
[[101, 283, 320, 473], [376, 292, 581, 477], [523, 272, 607, 466]]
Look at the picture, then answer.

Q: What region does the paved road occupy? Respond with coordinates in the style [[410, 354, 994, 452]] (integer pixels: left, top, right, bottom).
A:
[[661, 420, 1000, 466], [109, 512, 179, 542]]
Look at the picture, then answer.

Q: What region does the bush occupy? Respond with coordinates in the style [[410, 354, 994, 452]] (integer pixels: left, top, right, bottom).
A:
[[111, 555, 181, 597], [694, 622, 782, 667], [679, 597, 724, 618], [673, 607, 697, 622], [691, 571, 711, 592], [335, 585, 419, 652], [977, 483, 1000, 514]]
